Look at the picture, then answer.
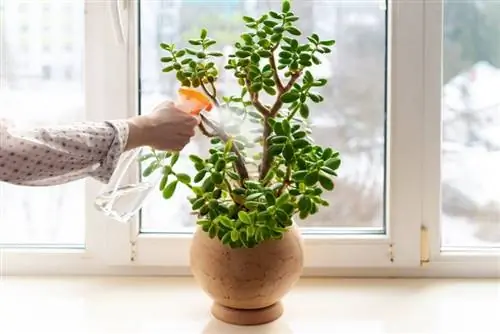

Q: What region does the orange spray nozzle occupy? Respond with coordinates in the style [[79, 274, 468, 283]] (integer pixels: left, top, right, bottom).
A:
[[177, 87, 213, 115]]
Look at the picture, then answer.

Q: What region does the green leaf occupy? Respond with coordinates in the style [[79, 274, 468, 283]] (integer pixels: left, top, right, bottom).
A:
[[192, 198, 205, 210], [250, 82, 263, 93], [208, 225, 217, 238], [312, 55, 321, 65], [283, 143, 294, 161], [208, 52, 223, 57], [280, 203, 295, 215], [293, 138, 310, 149], [160, 43, 172, 50], [264, 85, 277, 96], [253, 51, 269, 59], [282, 0, 291, 12], [304, 171, 319, 186], [238, 211, 252, 225], [286, 27, 301, 36], [221, 231, 232, 245], [322, 148, 333, 160], [299, 104, 310, 118], [275, 209, 289, 223], [269, 136, 288, 144], [202, 178, 215, 192], [189, 155, 204, 165], [320, 40, 336, 46], [189, 39, 201, 45], [142, 162, 157, 177], [243, 16, 255, 23], [280, 91, 300, 103], [227, 170, 240, 180], [263, 20, 279, 28], [298, 196, 311, 213], [161, 56, 173, 63], [215, 160, 226, 172], [276, 193, 291, 207], [176, 173, 191, 184], [231, 230, 239, 242], [293, 130, 307, 139], [176, 50, 186, 57], [325, 158, 341, 170], [211, 172, 224, 185], [273, 122, 286, 136], [194, 170, 207, 183], [162, 66, 174, 73], [292, 170, 307, 181], [170, 152, 180, 166], [319, 172, 334, 190], [159, 175, 168, 191], [279, 51, 292, 58], [251, 53, 261, 63], [246, 192, 263, 201], [163, 181, 178, 199], [218, 216, 234, 229], [200, 28, 208, 39], [270, 33, 282, 43], [235, 50, 251, 58], [269, 144, 284, 156], [246, 225, 256, 237], [309, 93, 322, 103], [320, 166, 337, 176]]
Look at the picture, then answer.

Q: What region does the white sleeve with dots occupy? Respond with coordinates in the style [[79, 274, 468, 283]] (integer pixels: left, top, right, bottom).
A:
[[0, 119, 129, 186]]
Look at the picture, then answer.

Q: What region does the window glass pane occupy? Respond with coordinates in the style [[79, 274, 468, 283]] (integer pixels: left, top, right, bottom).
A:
[[0, 0, 85, 246], [139, 0, 387, 233], [442, 0, 500, 248]]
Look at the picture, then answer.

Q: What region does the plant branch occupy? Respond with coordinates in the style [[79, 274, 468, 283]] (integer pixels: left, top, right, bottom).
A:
[[244, 79, 270, 115], [270, 71, 302, 115], [269, 53, 284, 92]]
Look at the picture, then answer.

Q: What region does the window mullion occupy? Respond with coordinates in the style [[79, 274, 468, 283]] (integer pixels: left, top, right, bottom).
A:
[[84, 0, 132, 263], [386, 0, 426, 266]]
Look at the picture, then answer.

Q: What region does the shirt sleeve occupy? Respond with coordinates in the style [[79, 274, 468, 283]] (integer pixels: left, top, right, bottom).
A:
[[0, 119, 129, 186]]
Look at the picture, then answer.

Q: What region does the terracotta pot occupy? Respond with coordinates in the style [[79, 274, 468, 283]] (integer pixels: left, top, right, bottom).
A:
[[190, 224, 304, 326]]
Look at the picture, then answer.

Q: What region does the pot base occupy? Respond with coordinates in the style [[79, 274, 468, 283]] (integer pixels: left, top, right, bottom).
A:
[[211, 301, 284, 326]]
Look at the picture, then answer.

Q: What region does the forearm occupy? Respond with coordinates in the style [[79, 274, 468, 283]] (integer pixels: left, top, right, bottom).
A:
[[0, 119, 129, 186]]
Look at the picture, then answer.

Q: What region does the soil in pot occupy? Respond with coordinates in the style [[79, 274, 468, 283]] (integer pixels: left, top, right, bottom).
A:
[[190, 224, 304, 326]]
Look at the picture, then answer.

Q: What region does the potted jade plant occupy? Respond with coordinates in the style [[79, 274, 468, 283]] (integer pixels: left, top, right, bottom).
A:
[[142, 0, 340, 326]]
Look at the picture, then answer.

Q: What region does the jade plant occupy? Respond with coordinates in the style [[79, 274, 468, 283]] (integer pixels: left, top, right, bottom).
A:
[[141, 0, 341, 248]]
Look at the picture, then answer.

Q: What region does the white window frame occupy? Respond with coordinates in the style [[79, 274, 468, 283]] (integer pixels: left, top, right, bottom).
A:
[[1, 0, 499, 278]]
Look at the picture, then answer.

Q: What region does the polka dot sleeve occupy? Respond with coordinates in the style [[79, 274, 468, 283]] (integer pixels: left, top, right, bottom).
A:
[[0, 119, 129, 186]]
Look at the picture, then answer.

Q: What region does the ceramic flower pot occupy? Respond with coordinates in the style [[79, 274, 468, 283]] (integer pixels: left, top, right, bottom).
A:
[[190, 224, 304, 326]]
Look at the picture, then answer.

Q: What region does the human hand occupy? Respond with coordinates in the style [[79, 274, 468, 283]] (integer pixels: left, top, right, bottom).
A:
[[126, 101, 199, 151]]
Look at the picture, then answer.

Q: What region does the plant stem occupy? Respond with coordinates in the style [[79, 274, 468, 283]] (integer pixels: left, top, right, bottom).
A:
[[259, 115, 272, 180]]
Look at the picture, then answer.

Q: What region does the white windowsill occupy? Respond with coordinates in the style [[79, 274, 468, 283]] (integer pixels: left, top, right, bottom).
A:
[[0, 277, 499, 333]]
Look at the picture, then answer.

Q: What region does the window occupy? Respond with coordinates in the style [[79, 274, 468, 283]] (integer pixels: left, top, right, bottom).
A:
[[1, 0, 498, 277], [0, 2, 84, 247]]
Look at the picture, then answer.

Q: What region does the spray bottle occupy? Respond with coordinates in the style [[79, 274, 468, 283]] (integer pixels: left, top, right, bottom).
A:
[[94, 87, 213, 223]]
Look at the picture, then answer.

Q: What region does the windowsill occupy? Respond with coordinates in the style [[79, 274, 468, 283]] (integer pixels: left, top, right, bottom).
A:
[[0, 277, 499, 333]]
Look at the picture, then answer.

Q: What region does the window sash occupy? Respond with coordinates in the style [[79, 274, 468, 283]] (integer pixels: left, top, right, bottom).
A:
[[422, 0, 500, 265]]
